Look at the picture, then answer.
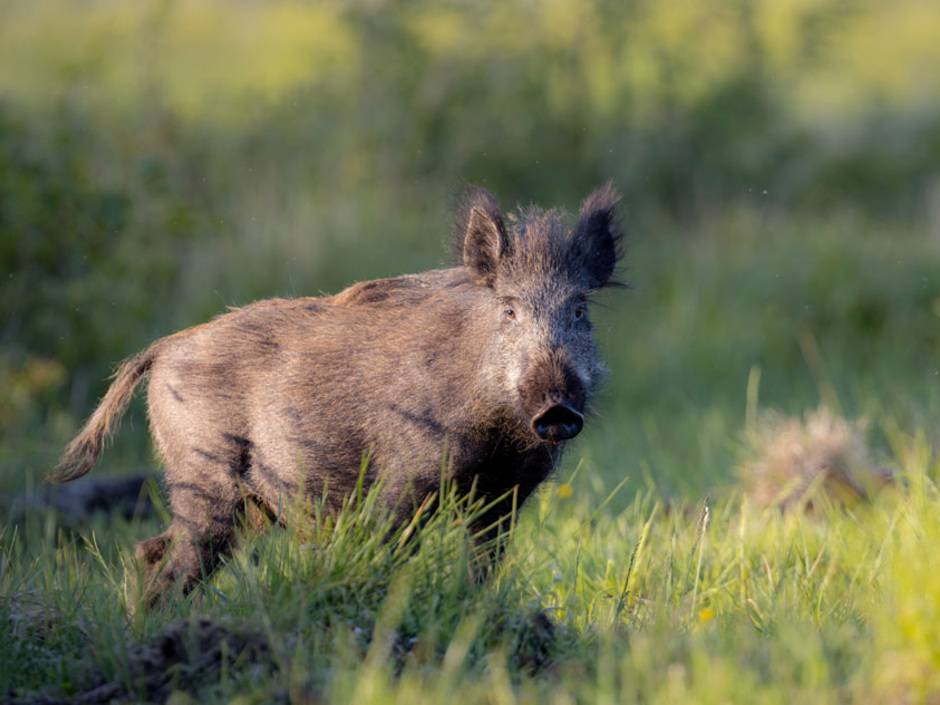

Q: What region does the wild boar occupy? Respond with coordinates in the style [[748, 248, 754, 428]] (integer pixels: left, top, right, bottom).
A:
[[50, 183, 624, 607]]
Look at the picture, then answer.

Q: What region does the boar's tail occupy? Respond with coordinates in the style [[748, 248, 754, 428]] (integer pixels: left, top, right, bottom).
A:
[[48, 343, 160, 484]]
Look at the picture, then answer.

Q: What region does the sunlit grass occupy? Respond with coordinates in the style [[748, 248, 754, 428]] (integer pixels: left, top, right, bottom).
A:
[[2, 426, 940, 702], [3, 1, 940, 700]]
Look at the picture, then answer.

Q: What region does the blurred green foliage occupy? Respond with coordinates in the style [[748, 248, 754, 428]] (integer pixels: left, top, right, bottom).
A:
[[1, 0, 939, 491], [4, 4, 940, 701], [0, 106, 204, 447]]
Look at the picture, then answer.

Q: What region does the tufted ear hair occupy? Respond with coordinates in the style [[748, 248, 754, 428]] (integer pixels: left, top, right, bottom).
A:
[[455, 186, 509, 286], [570, 181, 624, 289]]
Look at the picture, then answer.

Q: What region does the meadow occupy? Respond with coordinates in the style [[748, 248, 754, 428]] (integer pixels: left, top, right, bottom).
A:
[[3, 1, 940, 702]]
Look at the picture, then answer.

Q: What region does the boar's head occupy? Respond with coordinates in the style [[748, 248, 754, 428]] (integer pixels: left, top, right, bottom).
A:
[[456, 183, 624, 446]]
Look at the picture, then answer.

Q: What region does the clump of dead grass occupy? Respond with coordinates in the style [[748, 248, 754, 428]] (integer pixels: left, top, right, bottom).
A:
[[740, 406, 893, 511]]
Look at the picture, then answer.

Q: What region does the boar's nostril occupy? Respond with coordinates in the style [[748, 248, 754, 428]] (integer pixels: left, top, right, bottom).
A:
[[532, 403, 584, 443]]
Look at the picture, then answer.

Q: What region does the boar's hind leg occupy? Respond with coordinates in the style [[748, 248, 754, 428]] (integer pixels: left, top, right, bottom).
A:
[[137, 464, 246, 608]]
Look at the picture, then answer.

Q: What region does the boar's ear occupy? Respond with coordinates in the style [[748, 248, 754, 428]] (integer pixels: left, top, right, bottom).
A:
[[456, 186, 509, 286], [571, 181, 624, 289]]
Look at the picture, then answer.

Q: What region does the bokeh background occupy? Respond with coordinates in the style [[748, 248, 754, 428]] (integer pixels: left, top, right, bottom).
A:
[[3, 0, 940, 498]]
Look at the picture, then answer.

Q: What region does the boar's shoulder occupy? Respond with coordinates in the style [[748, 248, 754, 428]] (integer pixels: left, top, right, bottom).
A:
[[331, 268, 474, 308]]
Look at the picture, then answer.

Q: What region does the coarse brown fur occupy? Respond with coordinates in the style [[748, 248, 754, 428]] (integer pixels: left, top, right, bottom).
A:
[[50, 183, 625, 608]]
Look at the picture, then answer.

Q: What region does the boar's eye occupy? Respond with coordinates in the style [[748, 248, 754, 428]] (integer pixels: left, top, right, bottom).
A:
[[573, 304, 587, 320], [500, 298, 518, 322]]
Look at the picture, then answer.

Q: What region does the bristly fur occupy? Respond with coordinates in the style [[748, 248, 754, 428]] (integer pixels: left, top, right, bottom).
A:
[[452, 186, 508, 285], [54, 181, 624, 610], [48, 346, 159, 483], [573, 180, 626, 290], [452, 185, 502, 253], [453, 181, 626, 291]]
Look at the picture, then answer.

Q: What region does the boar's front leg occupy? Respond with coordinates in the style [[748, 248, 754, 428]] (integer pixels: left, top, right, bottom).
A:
[[468, 495, 518, 582], [467, 468, 547, 582]]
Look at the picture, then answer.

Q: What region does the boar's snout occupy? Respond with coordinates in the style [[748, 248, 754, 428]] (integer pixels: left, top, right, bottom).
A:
[[518, 350, 588, 444], [531, 402, 584, 444]]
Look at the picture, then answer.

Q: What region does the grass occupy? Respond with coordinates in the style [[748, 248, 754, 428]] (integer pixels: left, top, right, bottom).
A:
[[4, 1, 940, 701], [4, 211, 940, 703], [3, 426, 940, 703]]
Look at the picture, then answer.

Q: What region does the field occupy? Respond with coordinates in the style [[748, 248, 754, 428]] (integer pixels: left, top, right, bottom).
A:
[[3, 1, 940, 703]]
